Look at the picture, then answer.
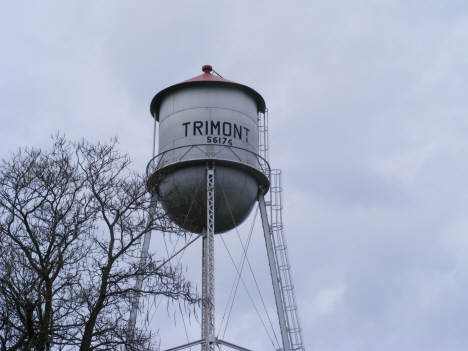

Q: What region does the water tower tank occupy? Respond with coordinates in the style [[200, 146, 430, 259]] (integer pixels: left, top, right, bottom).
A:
[[147, 65, 269, 234]]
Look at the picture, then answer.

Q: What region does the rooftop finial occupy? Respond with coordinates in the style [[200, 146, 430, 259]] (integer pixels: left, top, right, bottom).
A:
[[202, 65, 212, 73]]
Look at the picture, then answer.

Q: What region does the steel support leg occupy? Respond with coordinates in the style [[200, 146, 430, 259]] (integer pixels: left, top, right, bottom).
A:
[[258, 191, 291, 351], [201, 228, 206, 343], [202, 164, 216, 351], [128, 193, 158, 334]]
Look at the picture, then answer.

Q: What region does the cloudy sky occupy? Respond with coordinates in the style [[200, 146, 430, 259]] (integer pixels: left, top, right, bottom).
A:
[[3, 1, 468, 350]]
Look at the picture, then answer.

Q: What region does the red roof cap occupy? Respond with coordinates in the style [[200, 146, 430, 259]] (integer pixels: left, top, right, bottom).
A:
[[181, 65, 235, 84], [202, 65, 212, 73]]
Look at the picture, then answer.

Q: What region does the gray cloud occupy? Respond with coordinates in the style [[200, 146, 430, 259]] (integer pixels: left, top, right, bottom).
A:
[[3, 1, 468, 350]]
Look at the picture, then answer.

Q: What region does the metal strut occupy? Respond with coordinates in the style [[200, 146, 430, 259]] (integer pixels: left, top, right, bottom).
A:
[[258, 191, 291, 351], [203, 164, 216, 350], [128, 114, 159, 335], [128, 193, 157, 334]]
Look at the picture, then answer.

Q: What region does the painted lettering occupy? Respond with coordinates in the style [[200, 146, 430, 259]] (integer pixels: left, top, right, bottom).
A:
[[181, 120, 251, 143], [183, 122, 190, 137], [233, 124, 242, 139], [244, 127, 250, 142], [194, 121, 203, 135], [222, 122, 232, 136], [211, 121, 220, 135]]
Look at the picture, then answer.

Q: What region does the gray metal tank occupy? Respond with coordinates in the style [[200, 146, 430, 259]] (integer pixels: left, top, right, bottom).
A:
[[147, 65, 269, 234]]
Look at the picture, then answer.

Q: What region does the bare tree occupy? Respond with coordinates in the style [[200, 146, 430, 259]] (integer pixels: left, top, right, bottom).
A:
[[0, 137, 197, 351]]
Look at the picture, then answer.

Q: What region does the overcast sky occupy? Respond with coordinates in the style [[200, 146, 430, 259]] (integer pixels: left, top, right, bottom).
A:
[[3, 1, 468, 350]]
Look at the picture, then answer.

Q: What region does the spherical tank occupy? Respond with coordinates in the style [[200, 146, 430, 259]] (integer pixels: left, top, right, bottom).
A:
[[147, 65, 269, 234]]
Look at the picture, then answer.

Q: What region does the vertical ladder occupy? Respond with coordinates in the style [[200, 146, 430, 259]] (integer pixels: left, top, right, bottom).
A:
[[259, 109, 305, 350], [269, 170, 305, 351], [258, 109, 269, 168]]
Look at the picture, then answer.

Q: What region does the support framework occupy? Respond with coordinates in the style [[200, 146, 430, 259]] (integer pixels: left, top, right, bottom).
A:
[[144, 166, 305, 351], [165, 163, 251, 351]]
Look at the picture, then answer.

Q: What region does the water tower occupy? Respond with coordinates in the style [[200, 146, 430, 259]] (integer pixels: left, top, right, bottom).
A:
[[140, 66, 304, 351]]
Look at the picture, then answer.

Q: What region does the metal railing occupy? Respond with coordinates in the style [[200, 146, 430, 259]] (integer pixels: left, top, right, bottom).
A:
[[146, 144, 271, 180]]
